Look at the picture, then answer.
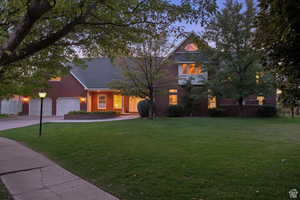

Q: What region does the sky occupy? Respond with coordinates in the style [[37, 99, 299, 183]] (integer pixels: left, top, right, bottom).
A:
[[172, 0, 258, 45]]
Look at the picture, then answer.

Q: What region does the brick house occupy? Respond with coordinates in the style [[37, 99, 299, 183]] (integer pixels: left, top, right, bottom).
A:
[[0, 33, 276, 116]]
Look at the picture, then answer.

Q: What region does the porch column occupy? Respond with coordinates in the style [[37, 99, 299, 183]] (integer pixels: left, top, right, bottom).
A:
[[122, 96, 125, 113]]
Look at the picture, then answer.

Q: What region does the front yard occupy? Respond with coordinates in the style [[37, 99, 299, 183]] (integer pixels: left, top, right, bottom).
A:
[[1, 118, 300, 200]]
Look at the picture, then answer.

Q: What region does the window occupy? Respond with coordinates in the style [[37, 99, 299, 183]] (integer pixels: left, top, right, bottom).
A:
[[169, 89, 178, 105], [256, 72, 264, 84], [208, 97, 217, 109], [49, 77, 61, 81], [113, 94, 122, 109], [98, 95, 107, 109], [184, 43, 198, 51], [181, 64, 203, 75], [257, 96, 264, 105]]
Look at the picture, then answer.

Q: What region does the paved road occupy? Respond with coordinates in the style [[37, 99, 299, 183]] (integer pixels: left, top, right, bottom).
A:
[[0, 137, 119, 200], [0, 115, 138, 131]]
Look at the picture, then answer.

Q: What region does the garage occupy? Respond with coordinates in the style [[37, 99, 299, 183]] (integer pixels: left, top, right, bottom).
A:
[[56, 97, 80, 116], [29, 98, 52, 116]]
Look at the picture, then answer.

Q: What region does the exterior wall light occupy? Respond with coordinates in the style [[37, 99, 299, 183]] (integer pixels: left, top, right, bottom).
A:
[[22, 97, 30, 102], [80, 97, 86, 102]]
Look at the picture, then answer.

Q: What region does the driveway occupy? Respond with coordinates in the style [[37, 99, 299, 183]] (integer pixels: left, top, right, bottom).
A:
[[0, 115, 138, 131]]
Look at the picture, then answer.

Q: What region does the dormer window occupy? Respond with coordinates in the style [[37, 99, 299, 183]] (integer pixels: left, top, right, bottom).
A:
[[184, 43, 198, 51], [181, 64, 203, 75]]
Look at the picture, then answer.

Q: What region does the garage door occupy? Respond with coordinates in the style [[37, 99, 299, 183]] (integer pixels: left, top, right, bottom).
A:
[[29, 98, 52, 116], [1, 98, 22, 114], [56, 97, 80, 116]]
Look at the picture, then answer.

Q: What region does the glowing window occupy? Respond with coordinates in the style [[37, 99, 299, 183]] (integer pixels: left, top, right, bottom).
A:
[[184, 43, 198, 51], [49, 77, 61, 81], [181, 64, 203, 75], [113, 95, 122, 109], [257, 96, 264, 105], [98, 95, 107, 109], [169, 89, 178, 105], [208, 97, 217, 109], [169, 95, 178, 105], [169, 89, 178, 93]]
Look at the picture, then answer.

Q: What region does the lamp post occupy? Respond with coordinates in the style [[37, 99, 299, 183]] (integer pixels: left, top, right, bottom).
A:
[[38, 92, 47, 136]]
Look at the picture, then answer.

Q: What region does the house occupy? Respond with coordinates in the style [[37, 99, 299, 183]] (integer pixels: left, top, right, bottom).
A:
[[0, 33, 276, 116]]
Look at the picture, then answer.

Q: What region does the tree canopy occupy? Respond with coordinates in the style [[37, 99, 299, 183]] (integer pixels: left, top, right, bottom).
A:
[[0, 0, 216, 97], [203, 0, 274, 107]]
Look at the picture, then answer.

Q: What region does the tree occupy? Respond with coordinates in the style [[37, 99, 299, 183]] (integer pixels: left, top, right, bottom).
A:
[[109, 33, 173, 119], [203, 0, 274, 113], [256, 0, 300, 114], [0, 0, 216, 97]]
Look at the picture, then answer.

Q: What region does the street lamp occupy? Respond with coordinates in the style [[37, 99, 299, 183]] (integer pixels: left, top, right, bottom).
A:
[[38, 92, 47, 136]]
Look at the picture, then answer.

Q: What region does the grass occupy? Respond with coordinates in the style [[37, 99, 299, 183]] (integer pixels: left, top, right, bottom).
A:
[[0, 180, 10, 200], [1, 117, 300, 200], [0, 114, 10, 119]]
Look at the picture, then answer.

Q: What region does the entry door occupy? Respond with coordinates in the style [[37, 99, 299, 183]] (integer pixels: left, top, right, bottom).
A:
[[129, 97, 143, 112]]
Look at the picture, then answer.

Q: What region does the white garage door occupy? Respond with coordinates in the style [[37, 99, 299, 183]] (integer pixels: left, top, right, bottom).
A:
[[1, 98, 22, 114], [56, 97, 80, 116], [29, 98, 52, 116]]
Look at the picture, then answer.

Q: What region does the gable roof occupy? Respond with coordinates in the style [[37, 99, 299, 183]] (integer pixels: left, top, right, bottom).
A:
[[166, 32, 209, 63], [70, 58, 122, 90]]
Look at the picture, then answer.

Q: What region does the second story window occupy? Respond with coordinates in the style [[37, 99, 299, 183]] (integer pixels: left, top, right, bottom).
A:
[[181, 64, 203, 75]]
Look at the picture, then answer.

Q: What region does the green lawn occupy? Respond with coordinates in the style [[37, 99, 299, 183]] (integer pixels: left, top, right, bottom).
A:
[[0, 114, 9, 119], [1, 118, 300, 200]]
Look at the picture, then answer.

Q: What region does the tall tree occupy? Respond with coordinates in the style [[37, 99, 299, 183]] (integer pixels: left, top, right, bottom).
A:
[[256, 0, 300, 114], [0, 0, 216, 97], [109, 33, 173, 119], [203, 0, 274, 111]]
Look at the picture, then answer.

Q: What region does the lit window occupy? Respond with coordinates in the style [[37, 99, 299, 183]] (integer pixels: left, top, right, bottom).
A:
[[181, 64, 203, 75], [208, 97, 217, 108], [169, 89, 178, 93], [169, 89, 178, 105], [256, 72, 264, 84], [184, 43, 198, 51], [49, 77, 61, 81], [257, 96, 264, 105], [98, 95, 107, 109], [113, 94, 122, 109]]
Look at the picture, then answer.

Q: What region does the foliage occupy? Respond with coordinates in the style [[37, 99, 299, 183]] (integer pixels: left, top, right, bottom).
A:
[[2, 118, 300, 200], [257, 105, 277, 117], [109, 32, 174, 119], [278, 81, 300, 117], [181, 79, 207, 116], [256, 0, 300, 89], [0, 0, 216, 98], [203, 0, 274, 108], [167, 105, 185, 117], [0, 114, 10, 118], [67, 110, 118, 115], [137, 99, 151, 118], [208, 108, 226, 117], [0, 180, 10, 200]]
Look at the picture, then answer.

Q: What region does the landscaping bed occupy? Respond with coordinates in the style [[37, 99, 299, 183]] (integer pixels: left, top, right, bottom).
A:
[[64, 111, 120, 120], [0, 180, 11, 200]]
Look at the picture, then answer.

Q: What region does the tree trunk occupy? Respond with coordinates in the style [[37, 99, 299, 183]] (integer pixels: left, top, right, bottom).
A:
[[291, 106, 295, 118], [149, 89, 155, 120], [238, 97, 244, 117]]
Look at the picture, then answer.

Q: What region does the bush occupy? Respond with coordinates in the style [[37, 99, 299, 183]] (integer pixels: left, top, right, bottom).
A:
[[67, 111, 118, 115], [257, 105, 277, 117], [208, 108, 226, 117], [138, 100, 151, 117], [167, 105, 185, 117]]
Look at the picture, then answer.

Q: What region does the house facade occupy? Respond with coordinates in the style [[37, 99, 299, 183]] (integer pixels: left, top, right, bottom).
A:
[[0, 34, 276, 116]]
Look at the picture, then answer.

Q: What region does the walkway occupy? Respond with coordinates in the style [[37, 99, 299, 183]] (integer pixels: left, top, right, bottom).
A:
[[0, 115, 138, 131], [0, 137, 119, 200]]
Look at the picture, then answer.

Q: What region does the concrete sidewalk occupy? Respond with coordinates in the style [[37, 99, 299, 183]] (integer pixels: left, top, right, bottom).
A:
[[0, 137, 119, 200]]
